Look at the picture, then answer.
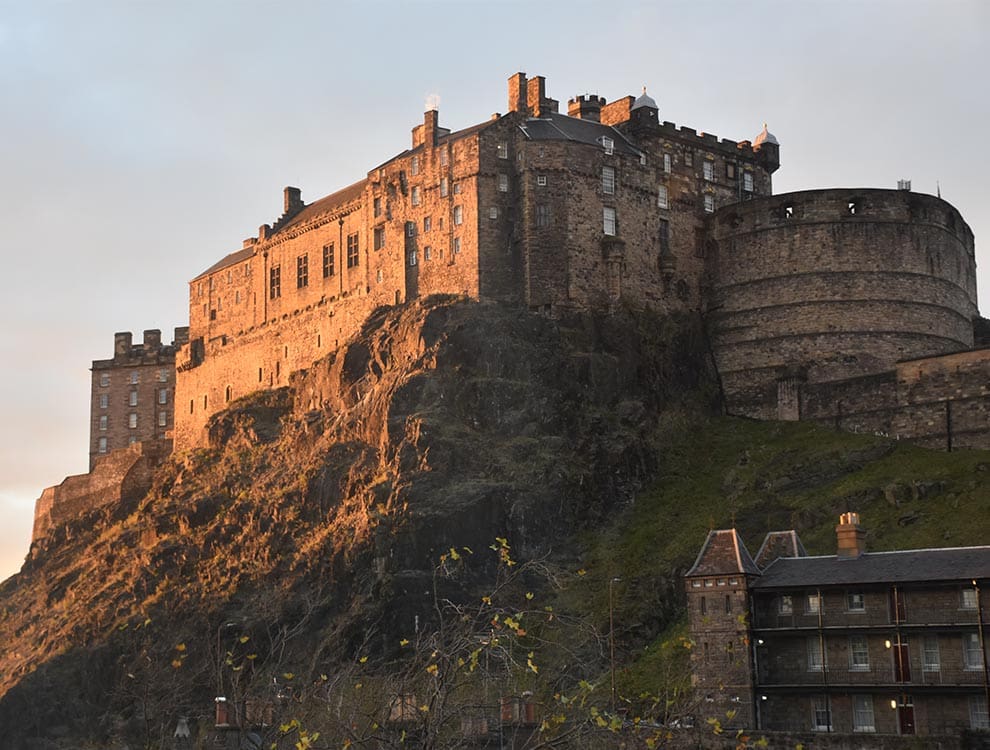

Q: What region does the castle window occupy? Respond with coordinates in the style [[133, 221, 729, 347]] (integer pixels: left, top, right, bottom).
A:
[[962, 588, 978, 609], [453, 205, 463, 225], [498, 174, 509, 192], [847, 200, 858, 215], [98, 437, 107, 453], [235, 290, 240, 304], [158, 388, 167, 405], [453, 182, 462, 195], [100, 373, 110, 387], [453, 237, 461, 254], [323, 243, 335, 278], [847, 592, 865, 611], [964, 632, 982, 669], [408, 249, 417, 266], [210, 309, 217, 321], [296, 255, 309, 288], [158, 369, 168, 382], [129, 391, 138, 407], [190, 399, 194, 414], [411, 186, 421, 206], [244, 261, 251, 275], [601, 136, 614, 155], [663, 153, 672, 173], [726, 163, 736, 179], [536, 205, 550, 227], [410, 155, 419, 176], [99, 415, 107, 431], [225, 386, 232, 403], [376, 269, 382, 283], [807, 638, 825, 672], [537, 175, 547, 186], [658, 185, 669, 209], [724, 595, 731, 614], [849, 635, 869, 670], [128, 413, 137, 429], [743, 172, 754, 192], [423, 216, 431, 233], [373, 196, 382, 218], [130, 371, 139, 385], [970, 695, 989, 729], [659, 220, 670, 255], [602, 166, 615, 195], [779, 595, 793, 615], [489, 207, 499, 220], [99, 394, 108, 409], [783, 204, 794, 219], [603, 207, 617, 236], [203, 395, 208, 409], [258, 368, 262, 383], [497, 141, 508, 159], [347, 233, 359, 268], [703, 194, 715, 213], [923, 636, 940, 672], [158, 411, 167, 427], [700, 596, 706, 614], [128, 436, 137, 446], [440, 148, 449, 167], [440, 178, 449, 197], [406, 221, 416, 237], [424, 246, 431, 261], [269, 266, 281, 299], [852, 696, 874, 733], [703, 160, 714, 182]]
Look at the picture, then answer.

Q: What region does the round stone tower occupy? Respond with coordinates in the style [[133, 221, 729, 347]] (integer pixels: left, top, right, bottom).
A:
[[707, 188, 977, 418]]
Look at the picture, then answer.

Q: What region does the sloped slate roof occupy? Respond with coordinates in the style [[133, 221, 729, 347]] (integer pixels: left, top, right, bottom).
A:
[[519, 112, 641, 157], [686, 529, 761, 577], [755, 530, 808, 569], [192, 246, 255, 282], [277, 178, 367, 233], [753, 546, 990, 589]]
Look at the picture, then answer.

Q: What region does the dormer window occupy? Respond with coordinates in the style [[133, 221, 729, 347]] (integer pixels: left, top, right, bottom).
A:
[[601, 136, 614, 155]]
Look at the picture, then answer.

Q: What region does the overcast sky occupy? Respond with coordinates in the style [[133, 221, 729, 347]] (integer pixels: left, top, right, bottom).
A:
[[1, 0, 987, 581]]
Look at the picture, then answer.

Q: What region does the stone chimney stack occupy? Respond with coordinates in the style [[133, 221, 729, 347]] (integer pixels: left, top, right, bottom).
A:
[[527, 76, 546, 117], [567, 95, 605, 122], [836, 512, 866, 559], [508, 72, 528, 113], [114, 332, 132, 358], [283, 187, 303, 215]]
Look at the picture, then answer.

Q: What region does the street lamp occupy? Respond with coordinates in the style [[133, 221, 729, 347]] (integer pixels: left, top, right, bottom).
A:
[[609, 577, 622, 714]]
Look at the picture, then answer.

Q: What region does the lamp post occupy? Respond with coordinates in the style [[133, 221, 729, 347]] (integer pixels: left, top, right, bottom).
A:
[[609, 577, 621, 714]]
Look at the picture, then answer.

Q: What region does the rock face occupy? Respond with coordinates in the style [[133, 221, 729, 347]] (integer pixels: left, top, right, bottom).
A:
[[0, 297, 716, 748]]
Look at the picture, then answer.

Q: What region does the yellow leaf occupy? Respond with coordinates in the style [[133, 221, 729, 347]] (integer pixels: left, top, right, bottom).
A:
[[481, 596, 492, 605], [171, 659, 183, 668], [175, 643, 186, 651], [359, 655, 367, 663], [143, 617, 152, 626], [321, 673, 328, 681], [426, 663, 439, 675], [525, 592, 534, 600], [355, 682, 362, 689], [419, 705, 429, 712], [400, 638, 409, 646], [577, 569, 587, 576], [449, 547, 460, 560], [247, 653, 257, 660], [239, 635, 250, 643], [283, 672, 294, 680]]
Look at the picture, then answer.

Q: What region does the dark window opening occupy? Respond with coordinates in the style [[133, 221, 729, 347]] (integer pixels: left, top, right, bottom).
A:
[[296, 255, 309, 288], [347, 233, 359, 268], [323, 243, 335, 278], [270, 266, 281, 299]]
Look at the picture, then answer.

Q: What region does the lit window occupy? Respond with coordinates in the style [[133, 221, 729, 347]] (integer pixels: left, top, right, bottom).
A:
[[408, 249, 417, 266], [658, 185, 669, 209], [453, 206, 463, 225], [602, 166, 615, 195], [424, 246, 431, 261], [807, 637, 825, 672], [129, 391, 138, 407], [269, 266, 281, 299], [347, 233, 359, 268], [296, 255, 309, 288], [779, 595, 793, 615], [537, 175, 547, 186], [847, 592, 865, 612], [129, 371, 139, 385], [128, 413, 138, 429], [663, 153, 672, 173], [498, 174, 509, 192], [923, 635, 940, 672], [849, 636, 869, 670], [497, 141, 508, 159], [603, 207, 616, 236], [970, 695, 989, 729], [536, 205, 550, 227], [962, 589, 978, 609], [98, 437, 107, 453], [158, 369, 168, 382], [158, 411, 166, 427], [601, 136, 614, 155], [704, 194, 715, 214], [963, 632, 982, 669], [410, 155, 419, 176], [99, 415, 107, 431], [158, 388, 167, 405], [99, 394, 108, 409], [100, 373, 110, 387], [453, 237, 461, 254], [373, 197, 382, 218], [812, 696, 831, 732], [489, 207, 498, 219], [743, 172, 754, 192], [323, 243, 335, 278], [411, 186, 421, 206], [423, 216, 431, 233], [440, 178, 449, 197], [852, 696, 875, 733]]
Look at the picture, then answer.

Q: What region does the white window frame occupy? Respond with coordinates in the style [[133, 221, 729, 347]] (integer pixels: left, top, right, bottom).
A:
[[811, 696, 832, 732], [129, 371, 139, 385], [423, 216, 431, 233], [453, 205, 463, 226], [852, 695, 875, 733], [129, 391, 138, 407], [806, 593, 821, 614], [807, 637, 826, 672], [453, 237, 461, 254], [424, 246, 431, 261], [497, 141, 508, 159], [158, 411, 167, 427], [603, 207, 616, 236], [970, 695, 990, 729], [411, 186, 421, 206], [440, 178, 449, 197], [703, 159, 715, 182], [99, 415, 108, 431], [847, 592, 865, 612], [962, 588, 978, 609], [128, 413, 138, 429], [158, 388, 167, 405], [410, 155, 419, 176], [489, 207, 498, 219], [100, 373, 110, 387], [964, 632, 983, 670], [601, 136, 614, 155], [408, 249, 417, 266], [158, 368, 168, 382], [602, 166, 615, 195], [743, 172, 754, 192], [498, 173, 509, 192], [922, 635, 940, 672], [663, 152, 672, 173], [406, 221, 416, 238], [849, 635, 870, 671], [537, 175, 547, 186], [99, 394, 109, 409], [704, 194, 715, 214], [779, 595, 793, 615], [658, 185, 669, 209], [374, 226, 386, 251], [98, 437, 108, 454]]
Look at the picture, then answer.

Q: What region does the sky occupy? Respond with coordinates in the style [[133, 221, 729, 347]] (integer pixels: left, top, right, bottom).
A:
[[0, 0, 987, 582]]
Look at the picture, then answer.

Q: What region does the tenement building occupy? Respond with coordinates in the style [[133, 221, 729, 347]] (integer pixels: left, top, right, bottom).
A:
[[686, 514, 990, 739]]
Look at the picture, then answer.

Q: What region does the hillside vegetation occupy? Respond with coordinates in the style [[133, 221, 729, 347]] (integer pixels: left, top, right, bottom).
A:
[[0, 296, 987, 748]]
